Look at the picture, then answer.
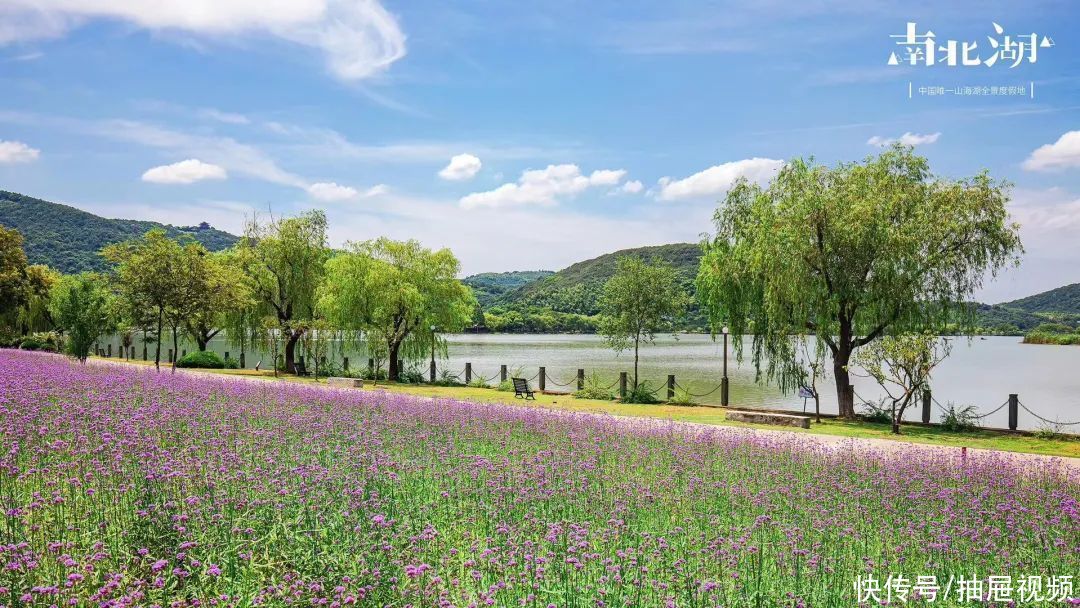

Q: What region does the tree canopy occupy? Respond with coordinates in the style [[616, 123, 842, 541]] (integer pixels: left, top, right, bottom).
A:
[[320, 238, 475, 382], [696, 145, 1022, 417], [49, 272, 116, 362]]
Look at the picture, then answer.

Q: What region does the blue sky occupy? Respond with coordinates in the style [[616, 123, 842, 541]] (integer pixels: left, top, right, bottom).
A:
[[1, 0, 1078, 301]]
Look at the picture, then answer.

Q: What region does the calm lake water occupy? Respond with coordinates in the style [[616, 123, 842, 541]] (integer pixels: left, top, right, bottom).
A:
[[105, 332, 1080, 432]]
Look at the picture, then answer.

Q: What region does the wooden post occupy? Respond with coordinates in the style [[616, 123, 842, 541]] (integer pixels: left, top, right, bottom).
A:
[[465, 362, 472, 384], [1008, 394, 1019, 431], [922, 389, 931, 424], [224, 352, 230, 362], [500, 364, 507, 383], [239, 352, 245, 368], [343, 357, 349, 371], [619, 372, 628, 399], [667, 375, 675, 400], [539, 367, 546, 391], [368, 358, 375, 374], [721, 377, 729, 407], [142, 345, 147, 361], [107, 344, 112, 357], [168, 349, 173, 363], [182, 349, 187, 358], [577, 368, 584, 391]]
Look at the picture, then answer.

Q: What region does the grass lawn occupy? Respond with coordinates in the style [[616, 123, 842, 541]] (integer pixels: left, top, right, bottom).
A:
[[95, 355, 1080, 458]]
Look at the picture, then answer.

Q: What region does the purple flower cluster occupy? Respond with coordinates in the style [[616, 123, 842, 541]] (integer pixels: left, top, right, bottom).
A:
[[0, 351, 1075, 606]]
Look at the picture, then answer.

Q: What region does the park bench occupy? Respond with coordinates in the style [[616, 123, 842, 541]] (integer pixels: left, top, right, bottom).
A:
[[725, 409, 811, 429], [512, 377, 536, 400], [294, 361, 312, 377]]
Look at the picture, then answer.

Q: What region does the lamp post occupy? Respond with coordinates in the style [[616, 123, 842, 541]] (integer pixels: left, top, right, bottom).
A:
[[721, 326, 730, 407], [430, 325, 437, 383]]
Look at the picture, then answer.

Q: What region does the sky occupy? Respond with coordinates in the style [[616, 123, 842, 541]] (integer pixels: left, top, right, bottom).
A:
[[0, 0, 1078, 302]]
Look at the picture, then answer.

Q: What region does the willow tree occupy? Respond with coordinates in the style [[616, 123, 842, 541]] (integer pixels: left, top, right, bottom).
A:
[[237, 210, 328, 374], [319, 238, 475, 382], [49, 273, 116, 362], [696, 145, 1022, 418]]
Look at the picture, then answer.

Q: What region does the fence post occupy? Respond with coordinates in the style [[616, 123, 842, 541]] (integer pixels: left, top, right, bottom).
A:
[[1008, 394, 1018, 431], [619, 372, 627, 399], [239, 352, 245, 368], [922, 389, 931, 424], [343, 357, 349, 371], [224, 352, 230, 362], [142, 345, 147, 361], [500, 365, 507, 383], [182, 349, 187, 358], [107, 344, 112, 357], [168, 349, 173, 363], [577, 368, 585, 391], [368, 358, 375, 375], [539, 367, 546, 391], [465, 362, 472, 385], [667, 375, 675, 400], [721, 377, 730, 407]]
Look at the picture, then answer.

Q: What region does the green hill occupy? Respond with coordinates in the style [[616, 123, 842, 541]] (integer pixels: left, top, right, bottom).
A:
[[998, 283, 1080, 316], [0, 191, 239, 273], [462, 270, 553, 308]]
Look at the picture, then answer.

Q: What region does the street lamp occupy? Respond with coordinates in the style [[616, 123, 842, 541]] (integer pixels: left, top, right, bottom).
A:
[[721, 326, 730, 407], [429, 324, 437, 383]]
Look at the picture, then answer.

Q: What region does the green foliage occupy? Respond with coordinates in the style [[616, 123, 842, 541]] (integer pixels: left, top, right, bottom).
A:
[[433, 369, 464, 387], [0, 190, 237, 273], [319, 238, 475, 382], [19, 331, 60, 352], [0, 225, 29, 319], [697, 145, 1022, 418], [396, 367, 426, 384], [1000, 282, 1080, 315], [466, 377, 491, 389], [573, 372, 615, 401], [223, 356, 241, 369], [483, 308, 599, 333], [48, 272, 116, 362], [463, 270, 553, 308], [939, 402, 979, 432], [176, 350, 226, 369], [667, 386, 696, 406], [858, 400, 893, 424], [852, 333, 951, 433], [622, 380, 661, 404], [598, 256, 689, 387]]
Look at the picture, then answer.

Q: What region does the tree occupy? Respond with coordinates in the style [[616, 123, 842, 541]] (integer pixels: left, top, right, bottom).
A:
[[49, 273, 116, 362], [184, 251, 252, 351], [238, 211, 328, 374], [103, 229, 187, 371], [319, 238, 475, 382], [853, 334, 951, 434], [0, 225, 29, 321], [598, 257, 689, 388], [19, 265, 59, 333], [696, 145, 1022, 418]]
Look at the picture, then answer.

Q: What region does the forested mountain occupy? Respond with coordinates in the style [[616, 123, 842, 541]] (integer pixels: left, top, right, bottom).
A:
[[0, 191, 239, 273], [462, 270, 553, 308], [999, 283, 1080, 316]]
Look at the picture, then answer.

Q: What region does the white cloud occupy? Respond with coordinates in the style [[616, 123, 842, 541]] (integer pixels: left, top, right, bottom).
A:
[[615, 180, 644, 195], [1022, 130, 1080, 172], [0, 0, 406, 82], [438, 153, 482, 181], [141, 158, 227, 184], [308, 181, 388, 201], [866, 131, 941, 147], [0, 139, 39, 163], [199, 108, 250, 125], [460, 164, 627, 209], [656, 158, 783, 202]]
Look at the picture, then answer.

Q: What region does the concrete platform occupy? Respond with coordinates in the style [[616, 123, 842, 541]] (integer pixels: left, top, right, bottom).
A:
[[726, 409, 811, 429]]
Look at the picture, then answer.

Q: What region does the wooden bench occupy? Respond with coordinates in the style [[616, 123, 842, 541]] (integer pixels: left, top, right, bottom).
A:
[[295, 361, 312, 377], [512, 377, 536, 400], [726, 410, 811, 429]]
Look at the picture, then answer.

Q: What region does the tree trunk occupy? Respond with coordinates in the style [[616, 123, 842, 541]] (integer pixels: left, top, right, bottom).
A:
[[633, 337, 640, 389], [171, 326, 179, 373], [154, 309, 163, 371], [388, 340, 401, 382], [284, 331, 301, 374], [196, 334, 209, 351], [832, 344, 855, 419]]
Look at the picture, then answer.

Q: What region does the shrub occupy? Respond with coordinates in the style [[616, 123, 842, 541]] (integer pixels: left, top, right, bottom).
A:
[[467, 377, 491, 389], [361, 368, 388, 381], [19, 332, 60, 352], [223, 356, 241, 370], [433, 369, 463, 387], [496, 368, 527, 392], [397, 367, 426, 384], [176, 351, 226, 369], [622, 381, 661, 404], [19, 336, 45, 351], [858, 400, 893, 424], [667, 386, 696, 406], [573, 372, 615, 401], [939, 402, 980, 432], [1033, 422, 1065, 440]]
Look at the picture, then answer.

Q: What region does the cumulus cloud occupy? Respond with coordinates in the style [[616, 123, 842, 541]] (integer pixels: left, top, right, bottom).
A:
[[1022, 130, 1080, 172], [0, 0, 406, 81], [614, 180, 644, 195], [308, 181, 388, 202], [656, 158, 783, 202], [0, 139, 39, 163], [866, 131, 941, 147], [141, 159, 227, 184], [460, 164, 628, 209], [438, 153, 482, 181]]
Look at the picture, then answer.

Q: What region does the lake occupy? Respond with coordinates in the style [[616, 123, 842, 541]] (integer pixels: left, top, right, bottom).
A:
[[104, 332, 1080, 432]]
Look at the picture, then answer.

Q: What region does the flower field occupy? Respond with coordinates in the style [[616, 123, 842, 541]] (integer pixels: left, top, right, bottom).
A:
[[0, 351, 1076, 607]]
